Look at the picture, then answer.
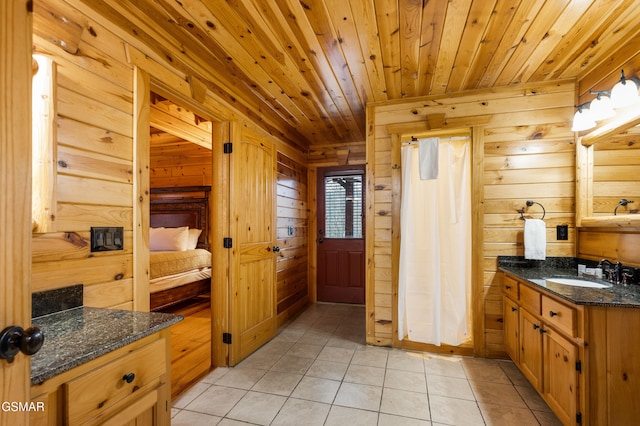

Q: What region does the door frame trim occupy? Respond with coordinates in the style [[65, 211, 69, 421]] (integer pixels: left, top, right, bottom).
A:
[[315, 164, 366, 304]]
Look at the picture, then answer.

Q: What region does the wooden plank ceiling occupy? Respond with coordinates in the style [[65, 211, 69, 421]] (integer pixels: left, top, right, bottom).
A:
[[37, 0, 640, 150]]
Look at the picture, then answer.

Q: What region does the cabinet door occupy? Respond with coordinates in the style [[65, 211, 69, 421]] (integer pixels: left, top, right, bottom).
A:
[[503, 297, 519, 362], [519, 308, 543, 390], [543, 328, 579, 426]]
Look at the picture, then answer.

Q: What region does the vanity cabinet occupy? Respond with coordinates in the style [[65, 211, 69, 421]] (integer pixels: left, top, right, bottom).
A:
[[502, 275, 582, 425], [30, 330, 171, 426]]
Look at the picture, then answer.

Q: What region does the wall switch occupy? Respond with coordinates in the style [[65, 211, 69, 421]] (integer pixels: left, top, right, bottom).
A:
[[556, 224, 568, 240], [91, 227, 124, 252]]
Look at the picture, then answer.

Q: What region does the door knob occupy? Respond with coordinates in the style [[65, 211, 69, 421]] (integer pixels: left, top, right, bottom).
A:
[[0, 325, 45, 363], [318, 238, 324, 244]]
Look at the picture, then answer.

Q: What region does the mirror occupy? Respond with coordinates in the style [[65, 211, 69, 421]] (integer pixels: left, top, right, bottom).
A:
[[577, 115, 640, 227]]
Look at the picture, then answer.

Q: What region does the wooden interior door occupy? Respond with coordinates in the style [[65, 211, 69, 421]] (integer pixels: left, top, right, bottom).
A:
[[1, 2, 32, 424], [317, 166, 366, 304], [228, 128, 276, 365]]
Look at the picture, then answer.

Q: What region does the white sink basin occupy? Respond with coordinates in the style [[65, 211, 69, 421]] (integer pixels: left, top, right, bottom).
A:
[[545, 277, 611, 289]]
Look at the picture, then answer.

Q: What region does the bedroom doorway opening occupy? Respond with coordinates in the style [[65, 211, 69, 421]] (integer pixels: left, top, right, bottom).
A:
[[148, 91, 214, 399]]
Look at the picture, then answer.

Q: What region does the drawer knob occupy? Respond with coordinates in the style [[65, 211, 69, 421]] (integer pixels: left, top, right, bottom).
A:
[[505, 285, 512, 290], [511, 307, 517, 312], [122, 373, 136, 384], [549, 310, 558, 317]]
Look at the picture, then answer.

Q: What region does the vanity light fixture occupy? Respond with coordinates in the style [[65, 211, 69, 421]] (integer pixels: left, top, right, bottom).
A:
[[571, 102, 596, 132], [572, 69, 640, 132], [588, 90, 616, 120], [610, 70, 639, 108]]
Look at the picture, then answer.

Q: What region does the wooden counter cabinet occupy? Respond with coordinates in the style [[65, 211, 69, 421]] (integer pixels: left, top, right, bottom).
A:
[[502, 274, 582, 425], [30, 330, 172, 425]]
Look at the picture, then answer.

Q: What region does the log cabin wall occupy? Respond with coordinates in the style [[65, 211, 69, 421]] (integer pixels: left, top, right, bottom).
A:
[[366, 80, 576, 356], [32, 7, 137, 308], [31, 0, 308, 319], [276, 153, 310, 325], [150, 141, 213, 188]]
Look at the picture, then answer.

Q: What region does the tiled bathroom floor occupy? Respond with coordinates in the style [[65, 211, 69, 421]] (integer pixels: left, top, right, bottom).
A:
[[171, 303, 561, 425]]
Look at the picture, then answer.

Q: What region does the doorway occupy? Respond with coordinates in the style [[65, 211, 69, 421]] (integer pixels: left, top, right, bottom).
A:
[[316, 165, 366, 304]]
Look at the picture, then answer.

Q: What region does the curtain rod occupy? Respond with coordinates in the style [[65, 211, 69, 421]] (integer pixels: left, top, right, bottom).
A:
[[402, 135, 470, 145]]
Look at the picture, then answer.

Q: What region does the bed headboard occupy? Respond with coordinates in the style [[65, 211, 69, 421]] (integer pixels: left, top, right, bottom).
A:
[[150, 186, 211, 250]]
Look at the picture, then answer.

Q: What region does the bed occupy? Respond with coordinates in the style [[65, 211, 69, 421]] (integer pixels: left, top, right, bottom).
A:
[[149, 186, 212, 311]]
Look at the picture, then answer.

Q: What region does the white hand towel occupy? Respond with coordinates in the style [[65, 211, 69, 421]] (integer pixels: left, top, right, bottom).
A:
[[418, 137, 439, 180], [524, 219, 546, 260]]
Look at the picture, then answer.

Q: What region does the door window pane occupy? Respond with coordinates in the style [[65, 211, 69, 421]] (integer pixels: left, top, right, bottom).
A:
[[324, 175, 363, 238]]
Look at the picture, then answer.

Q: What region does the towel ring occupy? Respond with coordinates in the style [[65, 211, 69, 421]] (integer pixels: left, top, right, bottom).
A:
[[518, 200, 545, 220]]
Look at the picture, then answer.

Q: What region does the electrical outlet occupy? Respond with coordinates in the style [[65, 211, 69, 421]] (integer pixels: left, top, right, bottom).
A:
[[556, 224, 568, 240], [91, 227, 124, 252]]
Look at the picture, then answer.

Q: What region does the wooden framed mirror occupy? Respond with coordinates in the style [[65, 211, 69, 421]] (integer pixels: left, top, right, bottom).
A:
[[576, 107, 640, 228]]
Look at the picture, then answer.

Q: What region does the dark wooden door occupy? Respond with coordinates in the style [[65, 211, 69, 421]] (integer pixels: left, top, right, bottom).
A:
[[317, 166, 365, 304]]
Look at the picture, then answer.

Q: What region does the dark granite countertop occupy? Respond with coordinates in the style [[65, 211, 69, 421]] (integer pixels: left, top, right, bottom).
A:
[[498, 256, 640, 309], [31, 307, 182, 385]]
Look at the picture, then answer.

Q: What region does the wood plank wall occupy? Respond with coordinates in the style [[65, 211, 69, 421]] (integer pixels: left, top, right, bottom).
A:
[[32, 4, 136, 309], [366, 80, 576, 356], [592, 142, 640, 216], [276, 153, 310, 325], [150, 141, 213, 188], [32, 0, 308, 317]]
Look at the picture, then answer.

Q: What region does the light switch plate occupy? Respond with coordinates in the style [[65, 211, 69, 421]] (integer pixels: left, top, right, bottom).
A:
[[556, 224, 568, 241], [90, 227, 124, 252]]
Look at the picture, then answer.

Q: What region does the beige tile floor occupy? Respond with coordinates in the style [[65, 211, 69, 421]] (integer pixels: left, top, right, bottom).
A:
[[171, 303, 562, 425]]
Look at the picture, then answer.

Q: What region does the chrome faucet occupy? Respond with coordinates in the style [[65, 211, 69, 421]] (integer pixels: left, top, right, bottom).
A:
[[597, 259, 622, 285]]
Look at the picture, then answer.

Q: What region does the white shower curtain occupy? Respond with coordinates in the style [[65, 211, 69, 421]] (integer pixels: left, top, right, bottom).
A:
[[398, 138, 471, 346]]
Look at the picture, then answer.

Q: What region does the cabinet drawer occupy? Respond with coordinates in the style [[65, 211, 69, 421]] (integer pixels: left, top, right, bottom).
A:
[[503, 275, 519, 300], [542, 296, 576, 338], [519, 284, 541, 315], [65, 338, 166, 425]]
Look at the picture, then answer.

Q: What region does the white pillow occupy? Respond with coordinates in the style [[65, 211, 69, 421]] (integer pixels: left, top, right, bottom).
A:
[[150, 226, 189, 251], [187, 228, 202, 250]]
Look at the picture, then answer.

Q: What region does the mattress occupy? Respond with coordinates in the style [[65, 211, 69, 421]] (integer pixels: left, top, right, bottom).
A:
[[149, 248, 211, 279]]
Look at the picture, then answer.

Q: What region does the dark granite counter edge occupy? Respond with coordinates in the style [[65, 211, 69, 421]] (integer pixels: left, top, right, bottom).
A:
[[31, 310, 182, 385], [498, 256, 640, 309]]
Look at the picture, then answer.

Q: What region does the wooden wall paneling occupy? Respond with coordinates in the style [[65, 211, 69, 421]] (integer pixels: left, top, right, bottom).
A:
[[1, 0, 32, 421], [472, 126, 486, 357], [150, 141, 212, 188], [577, 228, 640, 266], [32, 231, 133, 263], [275, 152, 309, 325], [307, 167, 318, 305], [133, 67, 150, 311], [57, 117, 134, 161], [367, 79, 576, 355], [32, 55, 57, 234], [365, 104, 378, 344], [32, 255, 133, 293], [390, 133, 401, 348], [31, 1, 139, 307]]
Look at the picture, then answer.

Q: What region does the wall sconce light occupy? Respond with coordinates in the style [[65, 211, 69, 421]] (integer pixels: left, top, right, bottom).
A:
[[588, 90, 615, 120], [571, 102, 596, 132], [611, 70, 639, 108], [572, 69, 640, 132]]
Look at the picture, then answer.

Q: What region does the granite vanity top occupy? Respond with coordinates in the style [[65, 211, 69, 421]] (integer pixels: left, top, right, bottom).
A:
[[31, 307, 182, 385], [498, 256, 640, 309]]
